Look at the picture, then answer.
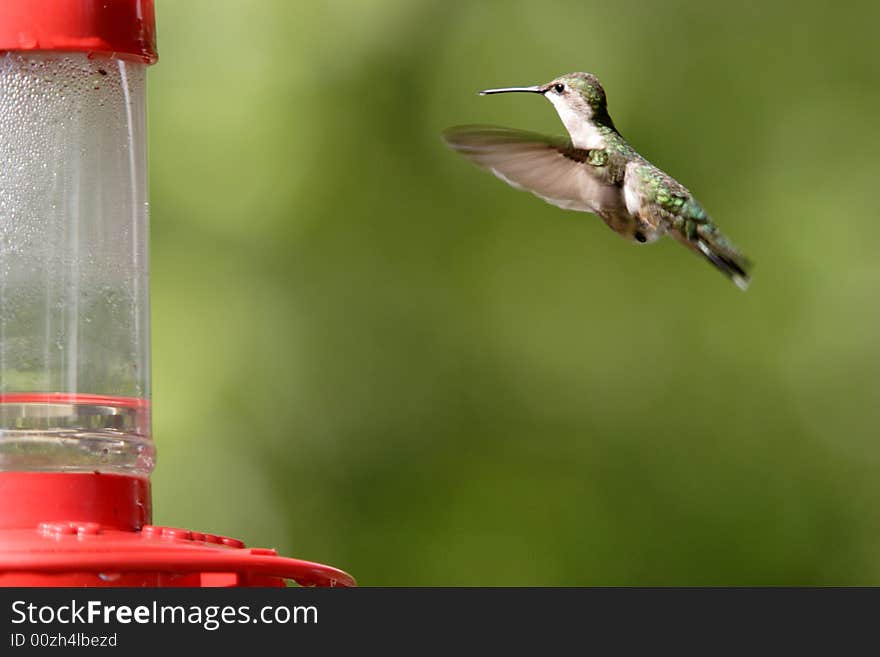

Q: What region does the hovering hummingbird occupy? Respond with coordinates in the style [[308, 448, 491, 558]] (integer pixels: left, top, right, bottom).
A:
[[443, 72, 752, 289]]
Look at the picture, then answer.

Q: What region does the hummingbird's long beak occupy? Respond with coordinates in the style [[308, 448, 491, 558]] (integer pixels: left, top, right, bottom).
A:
[[478, 85, 544, 96]]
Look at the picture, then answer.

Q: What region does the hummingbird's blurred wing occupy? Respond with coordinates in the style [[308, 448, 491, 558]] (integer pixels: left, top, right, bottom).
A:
[[442, 125, 617, 213]]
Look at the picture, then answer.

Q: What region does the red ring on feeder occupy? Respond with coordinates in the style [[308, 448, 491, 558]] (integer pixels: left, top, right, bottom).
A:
[[0, 393, 150, 409]]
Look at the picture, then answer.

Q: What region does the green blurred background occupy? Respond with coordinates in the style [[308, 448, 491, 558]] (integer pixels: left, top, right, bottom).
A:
[[148, 0, 880, 584]]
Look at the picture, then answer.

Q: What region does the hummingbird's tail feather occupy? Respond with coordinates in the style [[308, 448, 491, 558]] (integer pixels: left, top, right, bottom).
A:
[[688, 224, 752, 291]]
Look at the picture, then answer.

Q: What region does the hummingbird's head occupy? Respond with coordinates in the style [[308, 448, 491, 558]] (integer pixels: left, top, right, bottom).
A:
[[542, 72, 608, 119], [479, 72, 617, 144]]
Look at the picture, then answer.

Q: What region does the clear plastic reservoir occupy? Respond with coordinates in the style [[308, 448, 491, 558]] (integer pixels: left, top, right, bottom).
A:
[[0, 53, 153, 476]]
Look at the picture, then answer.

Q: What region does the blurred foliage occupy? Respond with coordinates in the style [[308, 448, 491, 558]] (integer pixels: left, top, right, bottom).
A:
[[149, 0, 880, 584]]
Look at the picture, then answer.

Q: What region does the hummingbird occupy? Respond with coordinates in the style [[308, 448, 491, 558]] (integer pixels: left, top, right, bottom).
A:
[[443, 72, 752, 289]]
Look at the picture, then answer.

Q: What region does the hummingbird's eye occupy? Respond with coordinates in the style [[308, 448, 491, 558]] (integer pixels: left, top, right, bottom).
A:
[[553, 83, 565, 94]]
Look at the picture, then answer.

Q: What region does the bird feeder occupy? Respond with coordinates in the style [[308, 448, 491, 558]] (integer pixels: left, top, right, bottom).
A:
[[0, 0, 354, 587]]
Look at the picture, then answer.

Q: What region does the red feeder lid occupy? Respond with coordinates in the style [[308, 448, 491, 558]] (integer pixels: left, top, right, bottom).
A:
[[0, 0, 157, 64]]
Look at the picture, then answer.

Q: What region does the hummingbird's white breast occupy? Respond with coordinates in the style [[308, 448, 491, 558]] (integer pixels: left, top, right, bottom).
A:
[[545, 94, 606, 150]]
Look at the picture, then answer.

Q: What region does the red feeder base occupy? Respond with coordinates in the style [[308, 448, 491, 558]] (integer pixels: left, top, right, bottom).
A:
[[0, 473, 355, 587]]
